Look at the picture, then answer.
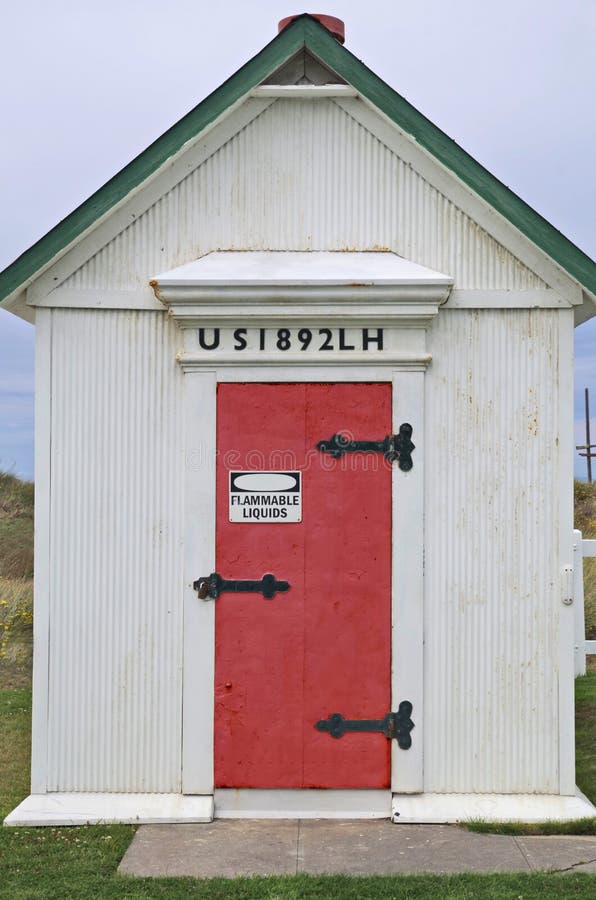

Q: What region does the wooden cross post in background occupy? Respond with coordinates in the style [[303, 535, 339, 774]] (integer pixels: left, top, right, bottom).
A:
[[576, 387, 596, 483]]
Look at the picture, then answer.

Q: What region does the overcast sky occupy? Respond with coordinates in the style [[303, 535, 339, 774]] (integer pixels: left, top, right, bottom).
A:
[[0, 0, 594, 480]]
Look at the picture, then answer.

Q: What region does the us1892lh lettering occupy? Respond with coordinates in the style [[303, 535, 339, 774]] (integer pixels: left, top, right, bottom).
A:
[[197, 327, 384, 352]]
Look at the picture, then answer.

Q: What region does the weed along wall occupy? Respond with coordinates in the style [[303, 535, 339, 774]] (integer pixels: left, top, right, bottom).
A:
[[1, 14, 595, 827]]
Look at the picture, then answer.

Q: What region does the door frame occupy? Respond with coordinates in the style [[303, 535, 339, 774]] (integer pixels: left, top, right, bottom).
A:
[[180, 364, 426, 804]]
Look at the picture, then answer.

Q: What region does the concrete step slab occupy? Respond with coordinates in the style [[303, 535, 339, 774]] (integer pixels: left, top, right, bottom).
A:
[[119, 820, 299, 877], [118, 819, 596, 878], [295, 821, 527, 874], [515, 834, 596, 873]]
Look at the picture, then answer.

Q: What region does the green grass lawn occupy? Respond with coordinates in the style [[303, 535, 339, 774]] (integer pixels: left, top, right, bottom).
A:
[[576, 674, 596, 804], [1, 687, 596, 898]]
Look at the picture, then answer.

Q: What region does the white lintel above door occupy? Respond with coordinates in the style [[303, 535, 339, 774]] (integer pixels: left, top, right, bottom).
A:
[[151, 251, 452, 368], [150, 251, 453, 326]]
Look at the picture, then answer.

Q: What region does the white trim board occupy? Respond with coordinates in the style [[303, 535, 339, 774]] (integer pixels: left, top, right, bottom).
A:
[[30, 309, 52, 794], [557, 309, 576, 795], [4, 793, 214, 827], [392, 791, 596, 824], [27, 287, 572, 314], [214, 789, 391, 819], [251, 85, 358, 99], [391, 371, 424, 792], [178, 354, 432, 370], [446, 289, 570, 309], [211, 366, 429, 381], [28, 288, 164, 310], [181, 372, 216, 794]]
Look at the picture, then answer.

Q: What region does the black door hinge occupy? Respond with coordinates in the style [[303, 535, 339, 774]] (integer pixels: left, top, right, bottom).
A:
[[317, 423, 414, 471], [315, 701, 414, 750], [193, 572, 290, 600]]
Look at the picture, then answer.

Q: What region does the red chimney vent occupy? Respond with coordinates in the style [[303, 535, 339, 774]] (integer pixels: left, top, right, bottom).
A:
[[278, 13, 345, 44]]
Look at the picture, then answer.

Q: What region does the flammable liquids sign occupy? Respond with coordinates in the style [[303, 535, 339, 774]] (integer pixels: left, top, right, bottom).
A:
[[229, 471, 302, 522]]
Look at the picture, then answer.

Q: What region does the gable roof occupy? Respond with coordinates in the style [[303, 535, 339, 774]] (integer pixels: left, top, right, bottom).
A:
[[1, 13, 594, 311]]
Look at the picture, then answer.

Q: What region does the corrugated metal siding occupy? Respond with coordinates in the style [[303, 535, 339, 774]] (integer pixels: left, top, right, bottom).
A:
[[424, 309, 560, 793], [62, 99, 546, 292], [47, 310, 185, 792]]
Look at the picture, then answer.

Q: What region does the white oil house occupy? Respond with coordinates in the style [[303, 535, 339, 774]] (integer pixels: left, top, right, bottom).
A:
[[2, 14, 595, 825]]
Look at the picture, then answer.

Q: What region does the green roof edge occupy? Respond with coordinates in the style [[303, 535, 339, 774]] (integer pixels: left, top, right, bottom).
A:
[[1, 14, 594, 304]]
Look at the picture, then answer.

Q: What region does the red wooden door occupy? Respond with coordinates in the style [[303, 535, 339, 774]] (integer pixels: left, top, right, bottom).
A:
[[214, 383, 392, 788]]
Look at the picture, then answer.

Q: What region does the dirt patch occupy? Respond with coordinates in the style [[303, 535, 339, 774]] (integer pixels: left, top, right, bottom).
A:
[[0, 655, 32, 689]]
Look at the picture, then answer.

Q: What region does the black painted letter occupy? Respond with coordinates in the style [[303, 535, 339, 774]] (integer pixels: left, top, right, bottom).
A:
[[339, 328, 355, 351], [233, 328, 248, 350], [198, 328, 220, 350], [363, 328, 384, 350]]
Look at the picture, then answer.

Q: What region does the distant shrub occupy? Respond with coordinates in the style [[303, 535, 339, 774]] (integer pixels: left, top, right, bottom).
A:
[[0, 471, 34, 579], [0, 473, 35, 685], [0, 576, 33, 665], [575, 480, 596, 536], [575, 480, 596, 639]]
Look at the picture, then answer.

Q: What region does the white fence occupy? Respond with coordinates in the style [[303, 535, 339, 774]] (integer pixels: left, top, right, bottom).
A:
[[574, 529, 596, 676]]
